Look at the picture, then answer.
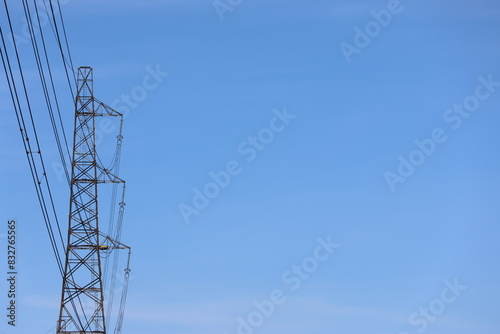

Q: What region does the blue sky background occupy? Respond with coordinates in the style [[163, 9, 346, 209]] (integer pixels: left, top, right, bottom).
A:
[[1, 0, 500, 333]]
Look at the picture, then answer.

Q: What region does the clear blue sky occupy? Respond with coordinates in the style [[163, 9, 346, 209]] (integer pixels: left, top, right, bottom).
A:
[[1, 0, 500, 333]]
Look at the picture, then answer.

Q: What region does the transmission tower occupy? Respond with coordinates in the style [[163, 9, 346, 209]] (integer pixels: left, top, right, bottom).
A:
[[57, 67, 127, 334]]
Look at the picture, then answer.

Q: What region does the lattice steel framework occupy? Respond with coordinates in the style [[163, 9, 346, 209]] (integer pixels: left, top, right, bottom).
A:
[[57, 67, 124, 334]]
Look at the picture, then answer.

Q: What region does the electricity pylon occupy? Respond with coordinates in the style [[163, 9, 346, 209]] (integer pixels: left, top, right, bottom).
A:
[[57, 67, 126, 334]]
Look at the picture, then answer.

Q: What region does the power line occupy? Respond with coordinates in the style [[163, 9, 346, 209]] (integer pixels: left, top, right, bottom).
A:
[[32, 0, 73, 182], [24, 0, 72, 185], [0, 1, 64, 275], [44, 0, 76, 98]]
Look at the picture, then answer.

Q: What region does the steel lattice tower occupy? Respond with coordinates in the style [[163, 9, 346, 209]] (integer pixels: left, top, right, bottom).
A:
[[57, 67, 124, 334]]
